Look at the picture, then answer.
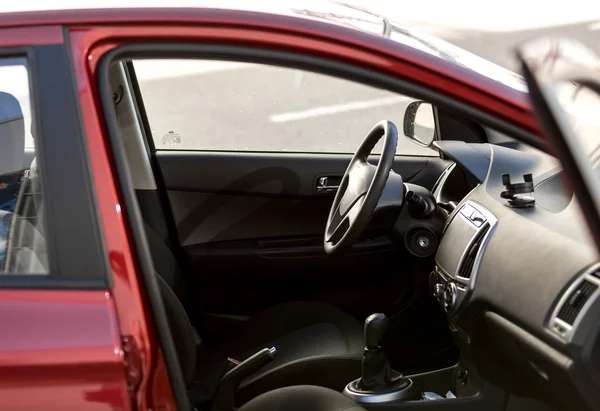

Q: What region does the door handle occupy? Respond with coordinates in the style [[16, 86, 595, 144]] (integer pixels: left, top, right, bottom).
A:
[[316, 176, 341, 194]]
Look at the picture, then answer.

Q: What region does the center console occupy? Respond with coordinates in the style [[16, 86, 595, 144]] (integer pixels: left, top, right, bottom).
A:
[[341, 311, 503, 410], [430, 201, 497, 314], [341, 202, 501, 409]]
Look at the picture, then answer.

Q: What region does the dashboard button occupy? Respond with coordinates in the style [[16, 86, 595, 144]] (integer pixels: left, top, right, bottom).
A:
[[460, 204, 475, 219], [470, 210, 486, 226]]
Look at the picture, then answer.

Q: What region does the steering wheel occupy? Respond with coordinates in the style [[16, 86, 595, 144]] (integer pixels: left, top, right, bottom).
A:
[[324, 120, 400, 254]]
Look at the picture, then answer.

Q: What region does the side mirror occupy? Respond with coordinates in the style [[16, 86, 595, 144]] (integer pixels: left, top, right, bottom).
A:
[[403, 101, 436, 147]]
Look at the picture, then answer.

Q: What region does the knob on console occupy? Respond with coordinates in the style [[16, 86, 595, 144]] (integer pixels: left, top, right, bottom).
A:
[[444, 282, 457, 312], [433, 283, 444, 299]]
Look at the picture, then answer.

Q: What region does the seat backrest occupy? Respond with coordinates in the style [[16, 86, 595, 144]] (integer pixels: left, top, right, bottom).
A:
[[0, 91, 25, 213], [0, 91, 25, 178], [144, 221, 186, 300], [144, 220, 197, 385]]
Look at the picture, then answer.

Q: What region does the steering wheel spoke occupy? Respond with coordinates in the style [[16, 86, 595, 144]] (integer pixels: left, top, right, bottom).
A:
[[338, 162, 374, 214], [325, 194, 365, 243]]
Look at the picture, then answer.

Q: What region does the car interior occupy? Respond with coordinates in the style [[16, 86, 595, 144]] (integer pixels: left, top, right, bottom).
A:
[[0, 91, 46, 275], [98, 45, 600, 411]]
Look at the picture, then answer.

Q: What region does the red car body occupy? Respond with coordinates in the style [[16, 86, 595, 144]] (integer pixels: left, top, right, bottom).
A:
[[0, 5, 540, 410]]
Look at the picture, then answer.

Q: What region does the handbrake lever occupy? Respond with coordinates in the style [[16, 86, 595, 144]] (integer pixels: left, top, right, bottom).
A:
[[211, 347, 277, 411]]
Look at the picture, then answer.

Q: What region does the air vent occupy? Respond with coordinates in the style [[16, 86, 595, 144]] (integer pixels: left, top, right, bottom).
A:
[[557, 279, 598, 325], [457, 223, 490, 279]]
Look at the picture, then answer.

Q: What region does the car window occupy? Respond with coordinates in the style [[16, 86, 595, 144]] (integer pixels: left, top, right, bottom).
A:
[[0, 58, 48, 274], [133, 59, 437, 156]]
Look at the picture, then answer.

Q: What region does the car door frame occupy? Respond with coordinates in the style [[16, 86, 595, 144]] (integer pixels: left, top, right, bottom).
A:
[[0, 25, 138, 411], [66, 7, 545, 407]]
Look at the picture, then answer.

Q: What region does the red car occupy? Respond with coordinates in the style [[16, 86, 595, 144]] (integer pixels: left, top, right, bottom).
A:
[[1, 2, 599, 411]]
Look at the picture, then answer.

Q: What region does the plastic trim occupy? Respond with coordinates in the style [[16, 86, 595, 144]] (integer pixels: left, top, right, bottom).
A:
[[434, 200, 497, 314], [343, 378, 418, 403], [548, 263, 600, 343], [454, 201, 498, 287]]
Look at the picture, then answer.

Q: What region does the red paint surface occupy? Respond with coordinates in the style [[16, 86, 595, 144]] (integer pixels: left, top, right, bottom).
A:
[[0, 26, 62, 46], [69, 27, 176, 411], [0, 25, 131, 411], [0, 290, 129, 410]]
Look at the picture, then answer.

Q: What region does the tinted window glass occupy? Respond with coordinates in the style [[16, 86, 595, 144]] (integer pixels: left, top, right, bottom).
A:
[[0, 58, 48, 274]]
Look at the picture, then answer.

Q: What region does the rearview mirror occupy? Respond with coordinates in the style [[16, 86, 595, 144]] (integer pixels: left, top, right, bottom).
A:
[[403, 101, 436, 147]]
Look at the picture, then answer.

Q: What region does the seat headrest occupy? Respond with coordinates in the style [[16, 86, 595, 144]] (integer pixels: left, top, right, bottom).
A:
[[0, 92, 24, 176]]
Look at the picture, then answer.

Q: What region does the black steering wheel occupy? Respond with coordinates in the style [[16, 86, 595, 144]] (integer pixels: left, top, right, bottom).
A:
[[324, 120, 401, 254]]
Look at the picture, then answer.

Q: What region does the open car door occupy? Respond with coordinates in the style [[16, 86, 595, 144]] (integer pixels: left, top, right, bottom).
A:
[[516, 38, 600, 249], [515, 38, 600, 408]]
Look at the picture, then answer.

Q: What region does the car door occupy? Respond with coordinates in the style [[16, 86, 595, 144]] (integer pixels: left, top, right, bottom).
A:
[[516, 38, 600, 249], [0, 26, 135, 410], [128, 58, 451, 321]]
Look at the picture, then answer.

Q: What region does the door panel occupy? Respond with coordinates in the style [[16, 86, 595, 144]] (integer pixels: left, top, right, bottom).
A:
[[157, 150, 449, 318], [159, 151, 443, 244]]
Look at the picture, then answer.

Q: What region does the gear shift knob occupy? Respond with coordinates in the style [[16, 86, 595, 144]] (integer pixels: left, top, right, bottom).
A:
[[364, 313, 388, 349], [344, 313, 419, 400]]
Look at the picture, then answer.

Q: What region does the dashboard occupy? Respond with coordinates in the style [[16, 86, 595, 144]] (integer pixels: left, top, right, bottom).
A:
[[429, 141, 600, 410]]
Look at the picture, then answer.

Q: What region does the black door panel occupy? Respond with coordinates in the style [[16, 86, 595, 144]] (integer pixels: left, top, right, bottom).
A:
[[157, 151, 432, 196], [156, 150, 449, 318], [159, 151, 448, 247]]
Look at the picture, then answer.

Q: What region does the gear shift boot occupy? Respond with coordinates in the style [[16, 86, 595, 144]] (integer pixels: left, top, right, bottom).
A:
[[345, 375, 418, 403], [343, 313, 420, 404]]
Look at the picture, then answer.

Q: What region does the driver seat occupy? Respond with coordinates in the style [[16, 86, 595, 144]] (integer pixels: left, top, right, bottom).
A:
[[145, 223, 364, 405], [238, 385, 366, 411]]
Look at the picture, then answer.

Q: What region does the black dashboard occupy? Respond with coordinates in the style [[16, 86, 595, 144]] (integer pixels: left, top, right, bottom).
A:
[[430, 141, 600, 410]]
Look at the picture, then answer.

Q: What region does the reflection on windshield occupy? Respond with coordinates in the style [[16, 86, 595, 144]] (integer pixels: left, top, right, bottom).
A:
[[555, 82, 600, 169]]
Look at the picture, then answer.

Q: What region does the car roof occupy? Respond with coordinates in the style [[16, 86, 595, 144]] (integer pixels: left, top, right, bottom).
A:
[[0, 0, 386, 34], [0, 0, 528, 100]]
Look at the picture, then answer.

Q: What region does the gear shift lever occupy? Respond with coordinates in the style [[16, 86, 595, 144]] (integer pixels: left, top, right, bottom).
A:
[[359, 313, 400, 390], [343, 313, 420, 403]]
